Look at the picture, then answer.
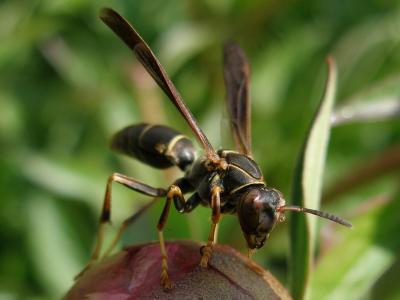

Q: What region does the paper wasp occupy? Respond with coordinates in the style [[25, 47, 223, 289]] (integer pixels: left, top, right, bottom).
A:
[[79, 7, 352, 289]]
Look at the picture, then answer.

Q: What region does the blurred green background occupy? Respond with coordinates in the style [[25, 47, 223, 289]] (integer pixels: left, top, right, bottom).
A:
[[1, 0, 400, 299]]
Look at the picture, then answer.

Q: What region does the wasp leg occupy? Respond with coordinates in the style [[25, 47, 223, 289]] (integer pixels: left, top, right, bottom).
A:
[[102, 197, 159, 258], [75, 173, 166, 280], [156, 183, 201, 290], [156, 186, 177, 290], [200, 185, 222, 268], [170, 178, 199, 212]]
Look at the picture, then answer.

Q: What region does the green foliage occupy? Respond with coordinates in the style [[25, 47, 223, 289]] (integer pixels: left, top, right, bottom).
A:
[[1, 0, 399, 299], [290, 58, 337, 300]]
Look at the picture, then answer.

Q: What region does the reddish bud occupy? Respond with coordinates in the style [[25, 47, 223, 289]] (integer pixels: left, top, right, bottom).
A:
[[64, 241, 291, 299]]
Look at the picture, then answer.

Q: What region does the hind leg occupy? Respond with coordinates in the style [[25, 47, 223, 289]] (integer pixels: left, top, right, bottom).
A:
[[101, 196, 159, 258], [75, 173, 167, 279]]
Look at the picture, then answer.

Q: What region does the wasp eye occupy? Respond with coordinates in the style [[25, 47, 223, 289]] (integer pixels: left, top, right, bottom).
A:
[[257, 208, 276, 233], [237, 188, 281, 249]]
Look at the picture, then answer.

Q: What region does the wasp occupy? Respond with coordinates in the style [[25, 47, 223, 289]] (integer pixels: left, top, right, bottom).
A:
[[80, 7, 352, 289]]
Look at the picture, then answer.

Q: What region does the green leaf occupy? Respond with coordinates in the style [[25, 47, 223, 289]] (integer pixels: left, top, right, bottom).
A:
[[289, 57, 338, 300], [312, 191, 400, 300]]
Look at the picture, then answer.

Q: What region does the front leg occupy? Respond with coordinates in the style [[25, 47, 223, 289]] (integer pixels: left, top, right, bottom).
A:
[[200, 184, 222, 268], [157, 182, 202, 290]]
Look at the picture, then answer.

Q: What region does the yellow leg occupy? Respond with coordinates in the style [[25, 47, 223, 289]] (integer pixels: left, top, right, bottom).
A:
[[101, 197, 159, 259], [75, 173, 166, 280], [74, 222, 107, 279], [200, 186, 221, 268], [157, 187, 181, 290], [158, 230, 173, 289]]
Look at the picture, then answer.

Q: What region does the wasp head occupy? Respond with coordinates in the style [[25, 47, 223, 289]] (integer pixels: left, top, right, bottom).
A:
[[237, 187, 285, 249]]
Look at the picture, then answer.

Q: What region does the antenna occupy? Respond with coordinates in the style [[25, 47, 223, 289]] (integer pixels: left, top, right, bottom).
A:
[[278, 205, 352, 228]]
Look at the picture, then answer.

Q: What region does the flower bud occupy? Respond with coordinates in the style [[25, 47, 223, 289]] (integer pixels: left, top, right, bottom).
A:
[[64, 241, 291, 299]]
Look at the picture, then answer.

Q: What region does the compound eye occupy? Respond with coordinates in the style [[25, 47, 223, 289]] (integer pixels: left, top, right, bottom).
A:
[[257, 208, 276, 233], [238, 189, 261, 233]]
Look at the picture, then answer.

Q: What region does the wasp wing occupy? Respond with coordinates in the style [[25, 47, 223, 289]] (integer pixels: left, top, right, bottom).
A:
[[223, 42, 252, 156], [100, 8, 216, 158]]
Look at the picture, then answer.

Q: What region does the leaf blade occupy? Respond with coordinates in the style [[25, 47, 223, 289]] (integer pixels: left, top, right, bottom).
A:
[[289, 57, 338, 300]]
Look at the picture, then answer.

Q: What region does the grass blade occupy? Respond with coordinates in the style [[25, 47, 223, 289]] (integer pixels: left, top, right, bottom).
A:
[[289, 57, 338, 299]]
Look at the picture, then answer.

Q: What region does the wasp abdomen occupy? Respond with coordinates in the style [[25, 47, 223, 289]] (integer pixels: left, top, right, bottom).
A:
[[111, 123, 196, 170]]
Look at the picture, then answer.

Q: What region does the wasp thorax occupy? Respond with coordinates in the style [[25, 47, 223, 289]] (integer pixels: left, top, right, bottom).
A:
[[237, 187, 285, 249]]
